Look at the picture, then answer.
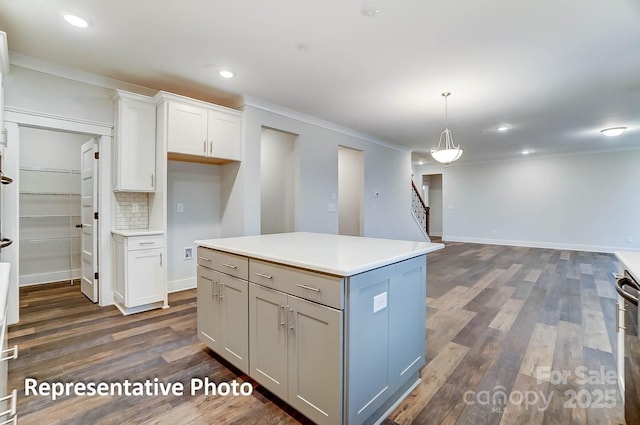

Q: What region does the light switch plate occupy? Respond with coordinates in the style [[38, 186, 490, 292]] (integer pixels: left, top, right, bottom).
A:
[[177, 203, 184, 213], [328, 203, 337, 212], [373, 292, 387, 313]]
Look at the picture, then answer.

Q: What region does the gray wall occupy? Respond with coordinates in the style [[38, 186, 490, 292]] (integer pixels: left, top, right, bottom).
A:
[[413, 149, 640, 252]]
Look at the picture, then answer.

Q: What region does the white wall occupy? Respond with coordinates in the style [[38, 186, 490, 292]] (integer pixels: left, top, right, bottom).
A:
[[20, 127, 88, 169], [260, 128, 297, 234], [167, 161, 222, 291], [338, 146, 364, 236], [5, 65, 114, 124], [413, 149, 640, 252], [231, 104, 427, 242]]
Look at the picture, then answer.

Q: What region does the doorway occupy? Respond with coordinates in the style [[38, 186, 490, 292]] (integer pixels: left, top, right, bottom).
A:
[[4, 112, 113, 324], [424, 174, 443, 238], [260, 127, 298, 235], [338, 146, 364, 236]]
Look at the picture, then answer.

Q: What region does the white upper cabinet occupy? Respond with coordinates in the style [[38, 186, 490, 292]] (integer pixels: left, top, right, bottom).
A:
[[157, 91, 242, 163], [113, 90, 156, 192]]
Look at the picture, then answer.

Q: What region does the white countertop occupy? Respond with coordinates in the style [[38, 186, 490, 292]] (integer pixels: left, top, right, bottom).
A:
[[112, 230, 164, 237], [196, 232, 444, 276], [616, 251, 640, 281]]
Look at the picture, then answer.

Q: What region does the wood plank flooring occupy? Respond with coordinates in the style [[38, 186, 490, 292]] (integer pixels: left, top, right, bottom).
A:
[[8, 243, 625, 424]]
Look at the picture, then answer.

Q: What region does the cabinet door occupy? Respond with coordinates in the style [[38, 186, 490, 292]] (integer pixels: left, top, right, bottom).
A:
[[167, 102, 208, 156], [126, 248, 164, 308], [208, 109, 241, 160], [388, 256, 426, 392], [218, 273, 249, 373], [249, 283, 288, 401], [116, 98, 156, 191], [197, 266, 221, 350], [287, 295, 343, 425]]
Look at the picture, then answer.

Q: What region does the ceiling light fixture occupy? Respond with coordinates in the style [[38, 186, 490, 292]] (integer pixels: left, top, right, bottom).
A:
[[497, 126, 509, 132], [600, 127, 627, 137], [63, 14, 89, 28], [219, 69, 234, 79], [362, 6, 380, 17], [430, 92, 463, 165], [522, 149, 531, 155]]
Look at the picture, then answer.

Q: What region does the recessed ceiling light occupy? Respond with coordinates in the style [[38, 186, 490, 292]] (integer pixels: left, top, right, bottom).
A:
[[497, 126, 510, 132], [418, 161, 425, 165], [219, 70, 234, 79], [600, 127, 627, 137], [362, 6, 380, 17], [522, 150, 531, 155], [63, 14, 89, 28]]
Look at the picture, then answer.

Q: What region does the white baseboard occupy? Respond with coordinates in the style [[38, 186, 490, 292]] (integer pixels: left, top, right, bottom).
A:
[[168, 277, 196, 293], [19, 270, 80, 286], [443, 236, 637, 254]]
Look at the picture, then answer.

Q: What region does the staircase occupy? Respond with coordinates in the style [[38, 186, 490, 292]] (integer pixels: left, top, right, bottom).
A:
[[411, 181, 430, 240]]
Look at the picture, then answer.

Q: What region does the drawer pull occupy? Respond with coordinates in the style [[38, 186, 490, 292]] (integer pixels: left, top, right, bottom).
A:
[[0, 345, 17, 362], [198, 256, 212, 262], [296, 284, 320, 293], [279, 305, 286, 327], [139, 241, 156, 245], [253, 272, 273, 280], [0, 390, 17, 418], [222, 263, 238, 270]]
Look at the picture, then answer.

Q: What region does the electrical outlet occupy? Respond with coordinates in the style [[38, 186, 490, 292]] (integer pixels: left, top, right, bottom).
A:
[[177, 203, 184, 213], [373, 292, 387, 313], [627, 236, 634, 243], [184, 247, 193, 260], [132, 203, 139, 213]]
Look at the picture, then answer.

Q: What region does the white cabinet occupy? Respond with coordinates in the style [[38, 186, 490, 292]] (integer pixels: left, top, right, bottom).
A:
[[112, 233, 166, 314], [249, 283, 342, 425], [197, 247, 249, 373], [156, 92, 242, 164], [112, 90, 156, 192]]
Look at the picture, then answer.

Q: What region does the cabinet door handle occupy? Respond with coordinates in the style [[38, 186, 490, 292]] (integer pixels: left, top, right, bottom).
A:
[[279, 305, 286, 327], [203, 140, 207, 155], [287, 307, 294, 335], [198, 256, 212, 262], [253, 272, 273, 280], [212, 280, 219, 298], [0, 390, 17, 418], [160, 253, 162, 267], [296, 284, 320, 293], [223, 263, 237, 270], [151, 174, 154, 187], [0, 345, 17, 362], [219, 283, 225, 301], [209, 140, 213, 156]]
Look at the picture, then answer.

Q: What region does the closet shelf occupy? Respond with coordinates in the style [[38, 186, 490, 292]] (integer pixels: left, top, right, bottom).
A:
[[20, 192, 81, 196], [20, 215, 81, 219], [21, 236, 81, 243]]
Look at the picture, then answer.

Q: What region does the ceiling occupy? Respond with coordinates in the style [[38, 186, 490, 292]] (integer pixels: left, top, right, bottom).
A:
[[1, 0, 640, 165]]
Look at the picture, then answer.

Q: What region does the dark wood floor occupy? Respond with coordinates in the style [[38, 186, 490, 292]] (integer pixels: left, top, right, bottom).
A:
[[9, 243, 625, 424]]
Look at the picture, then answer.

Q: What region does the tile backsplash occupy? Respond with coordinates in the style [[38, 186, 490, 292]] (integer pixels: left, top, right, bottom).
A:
[[115, 192, 149, 230]]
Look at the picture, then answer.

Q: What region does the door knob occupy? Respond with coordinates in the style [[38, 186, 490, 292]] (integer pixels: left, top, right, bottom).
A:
[[75, 224, 83, 228]]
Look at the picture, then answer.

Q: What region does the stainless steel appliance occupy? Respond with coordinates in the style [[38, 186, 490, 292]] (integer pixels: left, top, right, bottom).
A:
[[616, 270, 640, 424]]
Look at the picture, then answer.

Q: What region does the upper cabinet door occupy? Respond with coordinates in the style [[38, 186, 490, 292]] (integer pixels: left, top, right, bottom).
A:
[[208, 110, 241, 161], [167, 102, 208, 156], [113, 93, 156, 192]]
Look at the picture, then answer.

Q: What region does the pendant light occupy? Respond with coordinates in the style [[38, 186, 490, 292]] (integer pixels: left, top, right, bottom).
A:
[[431, 92, 463, 165]]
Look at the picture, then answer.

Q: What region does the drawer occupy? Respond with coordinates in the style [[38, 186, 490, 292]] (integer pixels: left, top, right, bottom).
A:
[[127, 235, 164, 250], [197, 247, 248, 280], [249, 259, 344, 309]]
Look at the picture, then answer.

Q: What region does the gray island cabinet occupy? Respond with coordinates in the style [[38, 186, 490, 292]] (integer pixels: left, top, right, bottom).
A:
[[195, 232, 444, 425]]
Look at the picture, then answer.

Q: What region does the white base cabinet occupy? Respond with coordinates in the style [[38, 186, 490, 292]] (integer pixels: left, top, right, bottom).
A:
[[112, 233, 166, 315]]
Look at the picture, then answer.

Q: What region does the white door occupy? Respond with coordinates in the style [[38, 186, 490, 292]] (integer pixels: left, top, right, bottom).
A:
[[80, 139, 98, 302]]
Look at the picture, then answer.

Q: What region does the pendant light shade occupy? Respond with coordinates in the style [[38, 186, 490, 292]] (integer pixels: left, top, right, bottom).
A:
[[431, 92, 463, 165]]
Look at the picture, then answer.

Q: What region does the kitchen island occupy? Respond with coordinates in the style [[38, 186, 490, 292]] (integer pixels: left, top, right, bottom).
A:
[[195, 232, 443, 425]]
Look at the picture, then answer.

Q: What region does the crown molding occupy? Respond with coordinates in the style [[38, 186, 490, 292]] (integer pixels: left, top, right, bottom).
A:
[[242, 95, 408, 153], [9, 51, 156, 96]]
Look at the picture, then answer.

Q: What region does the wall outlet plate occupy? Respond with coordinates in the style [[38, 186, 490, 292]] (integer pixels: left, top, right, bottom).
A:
[[373, 292, 387, 313], [184, 247, 193, 260], [177, 203, 184, 213]]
